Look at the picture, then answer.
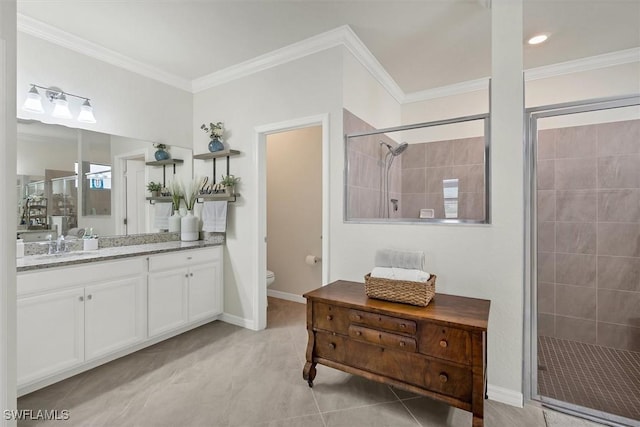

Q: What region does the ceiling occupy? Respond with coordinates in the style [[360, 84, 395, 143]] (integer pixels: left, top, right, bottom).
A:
[[16, 0, 640, 95]]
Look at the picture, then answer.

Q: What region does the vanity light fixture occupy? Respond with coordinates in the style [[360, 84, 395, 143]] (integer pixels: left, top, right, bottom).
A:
[[22, 84, 97, 123]]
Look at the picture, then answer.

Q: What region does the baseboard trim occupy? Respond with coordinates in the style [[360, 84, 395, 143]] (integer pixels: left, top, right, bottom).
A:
[[220, 312, 256, 330], [267, 289, 306, 304], [487, 384, 523, 408]]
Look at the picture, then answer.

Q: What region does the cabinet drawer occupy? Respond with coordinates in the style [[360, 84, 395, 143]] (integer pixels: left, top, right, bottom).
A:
[[18, 258, 145, 296], [313, 302, 350, 335], [349, 310, 416, 335], [418, 323, 471, 365], [348, 325, 416, 352], [315, 332, 472, 402], [148, 247, 221, 272]]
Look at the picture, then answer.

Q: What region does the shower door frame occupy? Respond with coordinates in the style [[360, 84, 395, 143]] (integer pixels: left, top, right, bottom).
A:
[[524, 94, 640, 426]]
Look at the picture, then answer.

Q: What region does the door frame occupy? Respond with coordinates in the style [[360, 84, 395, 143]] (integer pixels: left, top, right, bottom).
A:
[[253, 114, 330, 331], [523, 94, 640, 425], [113, 150, 148, 236]]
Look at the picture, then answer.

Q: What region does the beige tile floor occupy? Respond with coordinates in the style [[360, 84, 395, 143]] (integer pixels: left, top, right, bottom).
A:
[[18, 298, 602, 427]]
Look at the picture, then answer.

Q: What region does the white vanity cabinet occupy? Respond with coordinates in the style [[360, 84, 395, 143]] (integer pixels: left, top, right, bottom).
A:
[[17, 258, 146, 388], [148, 246, 223, 337]]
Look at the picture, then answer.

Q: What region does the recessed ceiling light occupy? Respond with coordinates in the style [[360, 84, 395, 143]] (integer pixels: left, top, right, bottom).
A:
[[528, 34, 549, 45]]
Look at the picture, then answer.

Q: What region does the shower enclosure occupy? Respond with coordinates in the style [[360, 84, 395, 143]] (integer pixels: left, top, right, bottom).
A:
[[527, 95, 640, 426]]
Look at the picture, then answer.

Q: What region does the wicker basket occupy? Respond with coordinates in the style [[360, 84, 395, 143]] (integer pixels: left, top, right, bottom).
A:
[[364, 273, 436, 307]]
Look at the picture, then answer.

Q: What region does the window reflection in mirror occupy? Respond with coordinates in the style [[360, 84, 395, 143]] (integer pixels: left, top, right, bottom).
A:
[[344, 110, 489, 224]]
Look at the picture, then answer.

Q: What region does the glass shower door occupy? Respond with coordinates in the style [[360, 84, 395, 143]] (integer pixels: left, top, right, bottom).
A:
[[529, 98, 640, 425]]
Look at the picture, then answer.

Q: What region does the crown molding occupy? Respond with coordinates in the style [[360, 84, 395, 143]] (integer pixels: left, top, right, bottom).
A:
[[192, 25, 405, 102], [524, 47, 640, 82], [403, 77, 490, 103], [17, 13, 192, 92]]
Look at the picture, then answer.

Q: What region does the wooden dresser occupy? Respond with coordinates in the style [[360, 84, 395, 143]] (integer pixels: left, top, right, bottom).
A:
[[303, 280, 490, 427]]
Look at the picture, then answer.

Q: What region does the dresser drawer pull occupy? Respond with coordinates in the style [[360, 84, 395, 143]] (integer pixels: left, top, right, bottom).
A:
[[400, 323, 407, 329], [326, 315, 333, 321], [439, 373, 449, 383], [439, 339, 448, 348], [355, 314, 362, 320], [399, 341, 406, 347], [355, 331, 362, 336], [328, 342, 336, 349]]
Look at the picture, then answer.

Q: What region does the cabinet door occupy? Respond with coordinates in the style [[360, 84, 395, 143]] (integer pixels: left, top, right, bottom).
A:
[[84, 277, 146, 361], [17, 288, 85, 386], [148, 269, 188, 337], [188, 259, 222, 322]]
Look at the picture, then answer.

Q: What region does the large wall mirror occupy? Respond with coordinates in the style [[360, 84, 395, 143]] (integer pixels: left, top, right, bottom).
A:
[[344, 109, 490, 224], [17, 120, 193, 241]]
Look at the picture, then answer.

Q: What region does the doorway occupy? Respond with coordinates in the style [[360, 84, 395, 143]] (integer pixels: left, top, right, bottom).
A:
[[115, 151, 147, 235], [526, 95, 640, 426], [253, 114, 329, 331]]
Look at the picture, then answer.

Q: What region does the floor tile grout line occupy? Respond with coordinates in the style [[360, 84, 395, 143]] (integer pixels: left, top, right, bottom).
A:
[[318, 398, 408, 416], [397, 396, 423, 427], [309, 386, 327, 427]]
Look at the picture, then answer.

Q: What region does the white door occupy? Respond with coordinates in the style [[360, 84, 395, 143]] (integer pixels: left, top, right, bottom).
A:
[[188, 261, 222, 322], [17, 288, 85, 386], [84, 277, 146, 360], [125, 158, 146, 234], [148, 270, 189, 337]]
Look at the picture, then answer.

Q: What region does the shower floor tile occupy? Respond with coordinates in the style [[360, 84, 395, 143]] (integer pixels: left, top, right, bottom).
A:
[[538, 335, 640, 422]]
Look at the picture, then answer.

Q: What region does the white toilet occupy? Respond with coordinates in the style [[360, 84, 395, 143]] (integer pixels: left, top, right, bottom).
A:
[[266, 270, 275, 287]]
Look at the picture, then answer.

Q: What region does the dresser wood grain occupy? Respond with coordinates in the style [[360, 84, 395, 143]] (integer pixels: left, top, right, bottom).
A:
[[303, 280, 490, 427]]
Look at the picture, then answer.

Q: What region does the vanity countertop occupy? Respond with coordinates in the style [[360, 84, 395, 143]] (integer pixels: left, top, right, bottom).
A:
[[17, 240, 222, 272]]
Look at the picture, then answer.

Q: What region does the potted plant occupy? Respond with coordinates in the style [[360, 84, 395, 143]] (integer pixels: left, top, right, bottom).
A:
[[220, 174, 240, 196], [147, 181, 162, 197], [200, 122, 225, 152]]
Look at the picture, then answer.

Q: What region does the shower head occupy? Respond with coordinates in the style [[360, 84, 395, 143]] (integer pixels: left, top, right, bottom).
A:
[[380, 141, 408, 156]]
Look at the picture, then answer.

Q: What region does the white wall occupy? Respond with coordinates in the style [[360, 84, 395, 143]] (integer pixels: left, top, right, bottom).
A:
[[266, 126, 323, 297], [1, 1, 18, 424], [193, 47, 343, 322], [17, 33, 193, 148]]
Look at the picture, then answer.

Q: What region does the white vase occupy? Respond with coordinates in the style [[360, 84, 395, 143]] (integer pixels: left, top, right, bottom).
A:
[[168, 210, 181, 233], [181, 210, 198, 241]]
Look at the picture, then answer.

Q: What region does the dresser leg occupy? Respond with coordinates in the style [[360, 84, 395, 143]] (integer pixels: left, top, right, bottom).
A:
[[303, 362, 317, 387], [472, 414, 483, 427]]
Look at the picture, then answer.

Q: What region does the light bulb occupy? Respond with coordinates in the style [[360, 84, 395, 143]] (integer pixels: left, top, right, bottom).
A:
[[77, 99, 97, 123], [51, 93, 73, 119], [22, 86, 44, 113]]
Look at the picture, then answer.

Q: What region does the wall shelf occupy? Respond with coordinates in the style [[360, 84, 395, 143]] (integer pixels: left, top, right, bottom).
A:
[[145, 158, 184, 187], [193, 150, 241, 203], [145, 196, 173, 205], [192, 150, 240, 160], [196, 193, 239, 203]]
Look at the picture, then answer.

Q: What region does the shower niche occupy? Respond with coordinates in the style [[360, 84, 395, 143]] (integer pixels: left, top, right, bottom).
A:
[[344, 109, 490, 224]]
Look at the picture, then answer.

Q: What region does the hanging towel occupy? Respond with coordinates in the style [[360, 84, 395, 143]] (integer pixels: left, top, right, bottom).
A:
[[371, 267, 431, 283], [153, 203, 172, 230], [374, 248, 425, 270], [202, 201, 228, 232]]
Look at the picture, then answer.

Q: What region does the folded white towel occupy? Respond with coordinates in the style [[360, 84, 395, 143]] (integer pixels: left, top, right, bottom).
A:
[[375, 248, 425, 270], [202, 201, 228, 232], [371, 267, 430, 283], [153, 203, 172, 230]]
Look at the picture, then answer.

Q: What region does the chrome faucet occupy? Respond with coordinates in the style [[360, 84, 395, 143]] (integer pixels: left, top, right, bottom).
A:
[[56, 235, 66, 253]]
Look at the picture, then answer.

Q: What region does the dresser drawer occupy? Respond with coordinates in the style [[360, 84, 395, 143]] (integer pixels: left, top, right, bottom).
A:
[[349, 310, 417, 335], [418, 323, 472, 365], [315, 332, 472, 402], [313, 302, 350, 334], [348, 325, 417, 352]]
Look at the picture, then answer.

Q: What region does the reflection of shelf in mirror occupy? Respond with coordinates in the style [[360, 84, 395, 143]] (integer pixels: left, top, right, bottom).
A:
[[146, 196, 173, 205], [145, 159, 184, 166], [192, 150, 240, 160]]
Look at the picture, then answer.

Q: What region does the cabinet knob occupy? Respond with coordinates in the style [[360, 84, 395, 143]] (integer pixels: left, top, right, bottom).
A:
[[328, 342, 336, 349], [439, 339, 448, 348], [439, 373, 449, 383], [326, 315, 333, 321], [355, 331, 361, 336], [355, 314, 362, 320], [400, 323, 406, 329], [399, 341, 406, 347], [190, 273, 194, 277], [79, 296, 84, 302], [185, 274, 189, 278], [87, 294, 92, 300], [187, 256, 192, 260]]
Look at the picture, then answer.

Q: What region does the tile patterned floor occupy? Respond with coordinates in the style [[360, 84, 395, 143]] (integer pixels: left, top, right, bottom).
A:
[[538, 336, 640, 423], [19, 298, 598, 426]]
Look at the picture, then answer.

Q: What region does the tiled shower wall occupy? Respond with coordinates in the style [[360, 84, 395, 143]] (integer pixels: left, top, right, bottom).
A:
[[344, 109, 402, 219], [537, 119, 640, 352], [400, 137, 485, 220]]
